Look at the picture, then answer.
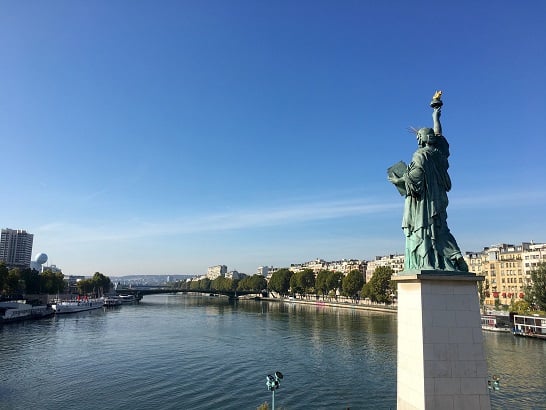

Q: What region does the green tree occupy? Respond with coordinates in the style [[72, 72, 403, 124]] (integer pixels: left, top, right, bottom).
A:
[[315, 270, 330, 299], [0, 262, 8, 294], [236, 276, 250, 291], [76, 272, 112, 295], [40, 270, 65, 294], [76, 278, 94, 294], [290, 269, 315, 298], [289, 271, 304, 297], [326, 271, 343, 298], [20, 268, 41, 294], [524, 262, 546, 311], [268, 269, 293, 297], [189, 279, 201, 291], [510, 299, 531, 315], [238, 274, 267, 293], [342, 270, 364, 301], [199, 278, 212, 291], [175, 280, 190, 291], [212, 276, 233, 292], [231, 278, 240, 291], [299, 269, 315, 296], [5, 268, 23, 294], [248, 274, 267, 292], [92, 272, 112, 293], [362, 266, 394, 304]]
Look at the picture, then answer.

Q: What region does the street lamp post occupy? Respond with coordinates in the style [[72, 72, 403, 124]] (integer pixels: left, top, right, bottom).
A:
[[265, 371, 283, 410]]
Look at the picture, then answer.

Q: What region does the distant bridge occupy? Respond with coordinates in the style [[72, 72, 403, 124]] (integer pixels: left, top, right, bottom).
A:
[[115, 286, 263, 301]]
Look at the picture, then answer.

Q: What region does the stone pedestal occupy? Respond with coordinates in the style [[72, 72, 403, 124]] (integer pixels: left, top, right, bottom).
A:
[[392, 271, 491, 410]]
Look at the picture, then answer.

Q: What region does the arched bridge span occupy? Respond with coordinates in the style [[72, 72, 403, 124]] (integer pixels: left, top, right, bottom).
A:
[[115, 287, 262, 301]]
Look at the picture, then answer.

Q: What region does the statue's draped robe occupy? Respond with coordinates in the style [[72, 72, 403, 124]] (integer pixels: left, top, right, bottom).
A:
[[402, 143, 463, 271]]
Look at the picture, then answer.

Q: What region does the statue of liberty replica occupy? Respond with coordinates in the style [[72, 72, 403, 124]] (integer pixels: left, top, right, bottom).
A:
[[389, 93, 490, 410], [388, 91, 468, 272]]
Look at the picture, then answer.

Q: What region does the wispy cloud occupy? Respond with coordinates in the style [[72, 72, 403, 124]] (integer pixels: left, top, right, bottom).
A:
[[34, 188, 546, 245], [450, 190, 546, 208], [35, 198, 399, 243]]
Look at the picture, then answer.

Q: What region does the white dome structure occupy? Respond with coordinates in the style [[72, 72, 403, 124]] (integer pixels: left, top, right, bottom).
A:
[[34, 253, 48, 265]]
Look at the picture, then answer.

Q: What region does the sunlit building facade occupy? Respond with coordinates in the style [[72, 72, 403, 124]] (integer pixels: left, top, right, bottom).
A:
[[365, 254, 404, 283], [206, 265, 227, 280], [464, 242, 546, 306]]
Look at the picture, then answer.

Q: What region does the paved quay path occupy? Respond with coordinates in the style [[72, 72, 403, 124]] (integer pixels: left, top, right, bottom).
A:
[[260, 296, 397, 314]]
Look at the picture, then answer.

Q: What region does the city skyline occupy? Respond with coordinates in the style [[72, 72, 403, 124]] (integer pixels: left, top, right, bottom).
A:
[[2, 1, 546, 276]]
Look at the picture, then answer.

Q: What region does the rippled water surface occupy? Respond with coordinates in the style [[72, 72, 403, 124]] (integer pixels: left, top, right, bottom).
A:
[[1, 295, 545, 409]]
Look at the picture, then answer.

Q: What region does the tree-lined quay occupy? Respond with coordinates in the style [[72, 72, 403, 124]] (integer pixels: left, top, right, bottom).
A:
[[0, 263, 111, 300], [172, 267, 396, 305], [2, 260, 545, 318]]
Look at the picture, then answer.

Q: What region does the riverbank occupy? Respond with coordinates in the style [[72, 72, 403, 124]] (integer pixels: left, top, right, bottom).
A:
[[259, 295, 397, 314]]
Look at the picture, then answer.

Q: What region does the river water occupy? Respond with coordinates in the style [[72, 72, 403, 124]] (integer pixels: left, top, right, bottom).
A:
[[0, 294, 545, 409]]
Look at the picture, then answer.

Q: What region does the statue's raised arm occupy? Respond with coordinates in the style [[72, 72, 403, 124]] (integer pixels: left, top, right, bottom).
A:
[[430, 90, 450, 158], [430, 90, 443, 136]]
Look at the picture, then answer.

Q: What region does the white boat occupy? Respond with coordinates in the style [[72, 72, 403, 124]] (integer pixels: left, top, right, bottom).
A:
[[512, 314, 546, 339], [118, 294, 137, 304], [51, 297, 104, 314], [0, 301, 33, 323], [481, 315, 511, 332], [103, 296, 122, 307]]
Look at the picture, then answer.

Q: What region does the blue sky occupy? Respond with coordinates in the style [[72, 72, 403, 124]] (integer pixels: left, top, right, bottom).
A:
[[1, 1, 545, 276]]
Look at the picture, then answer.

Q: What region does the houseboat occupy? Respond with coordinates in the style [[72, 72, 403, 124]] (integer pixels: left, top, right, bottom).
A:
[[0, 301, 33, 323], [51, 297, 104, 314], [481, 315, 511, 332], [512, 314, 546, 339]]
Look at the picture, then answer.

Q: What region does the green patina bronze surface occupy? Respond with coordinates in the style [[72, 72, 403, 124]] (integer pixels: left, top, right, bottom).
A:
[[388, 91, 468, 273]]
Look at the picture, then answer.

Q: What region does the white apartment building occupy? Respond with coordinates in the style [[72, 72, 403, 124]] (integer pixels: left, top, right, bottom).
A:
[[226, 270, 244, 280], [328, 259, 367, 276], [256, 266, 270, 277], [290, 259, 326, 273], [290, 258, 366, 276], [0, 228, 34, 269], [365, 254, 404, 283], [523, 242, 546, 276], [206, 265, 227, 280]]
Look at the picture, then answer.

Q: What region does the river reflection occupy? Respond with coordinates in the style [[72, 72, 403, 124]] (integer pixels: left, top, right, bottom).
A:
[[0, 294, 544, 409]]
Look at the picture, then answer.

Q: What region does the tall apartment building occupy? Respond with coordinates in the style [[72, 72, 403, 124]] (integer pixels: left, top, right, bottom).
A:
[[0, 228, 34, 269]]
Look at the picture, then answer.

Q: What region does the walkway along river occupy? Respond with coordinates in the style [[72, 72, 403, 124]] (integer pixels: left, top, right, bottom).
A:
[[1, 294, 545, 409]]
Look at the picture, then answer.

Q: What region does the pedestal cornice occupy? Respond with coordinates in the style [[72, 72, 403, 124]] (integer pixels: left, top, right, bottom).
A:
[[392, 270, 484, 283]]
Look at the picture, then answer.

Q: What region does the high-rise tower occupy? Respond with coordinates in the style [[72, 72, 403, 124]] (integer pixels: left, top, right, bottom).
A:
[[0, 228, 34, 269]]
